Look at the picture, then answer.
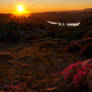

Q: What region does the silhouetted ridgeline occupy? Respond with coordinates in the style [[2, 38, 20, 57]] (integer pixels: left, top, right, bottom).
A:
[[31, 8, 92, 22]]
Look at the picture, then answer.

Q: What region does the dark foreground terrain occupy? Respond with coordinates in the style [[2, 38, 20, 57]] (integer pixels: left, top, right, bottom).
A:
[[0, 9, 92, 92]]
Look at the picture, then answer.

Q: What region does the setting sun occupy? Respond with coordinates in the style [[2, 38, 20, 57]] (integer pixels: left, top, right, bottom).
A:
[[13, 5, 29, 15], [17, 5, 24, 14], [18, 5, 24, 12]]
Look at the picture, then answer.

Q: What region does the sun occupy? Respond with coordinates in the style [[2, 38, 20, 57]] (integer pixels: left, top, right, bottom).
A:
[[13, 4, 29, 16], [17, 5, 24, 13], [18, 5, 24, 12]]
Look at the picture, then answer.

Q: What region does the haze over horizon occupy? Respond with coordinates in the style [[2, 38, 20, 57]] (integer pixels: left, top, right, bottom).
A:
[[0, 0, 92, 13]]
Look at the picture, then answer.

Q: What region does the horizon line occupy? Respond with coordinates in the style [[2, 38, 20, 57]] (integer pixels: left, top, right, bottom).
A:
[[0, 8, 92, 14]]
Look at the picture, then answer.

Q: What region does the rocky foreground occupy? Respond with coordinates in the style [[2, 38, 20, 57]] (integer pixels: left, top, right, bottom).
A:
[[0, 34, 91, 92]]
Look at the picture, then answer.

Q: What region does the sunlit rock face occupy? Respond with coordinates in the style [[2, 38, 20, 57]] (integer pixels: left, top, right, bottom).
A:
[[67, 22, 80, 26], [47, 21, 80, 27]]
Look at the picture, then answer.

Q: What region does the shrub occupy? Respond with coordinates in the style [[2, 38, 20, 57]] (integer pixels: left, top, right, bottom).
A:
[[66, 43, 81, 53], [80, 43, 92, 58]]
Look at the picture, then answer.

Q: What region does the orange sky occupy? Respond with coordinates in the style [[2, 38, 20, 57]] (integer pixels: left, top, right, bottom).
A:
[[0, 0, 92, 13]]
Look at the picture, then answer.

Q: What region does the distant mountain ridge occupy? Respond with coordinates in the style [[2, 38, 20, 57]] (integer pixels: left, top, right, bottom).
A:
[[0, 8, 92, 23], [84, 8, 92, 12], [31, 9, 92, 22]]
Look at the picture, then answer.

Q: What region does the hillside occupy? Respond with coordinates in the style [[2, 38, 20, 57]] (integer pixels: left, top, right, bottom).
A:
[[0, 9, 91, 92]]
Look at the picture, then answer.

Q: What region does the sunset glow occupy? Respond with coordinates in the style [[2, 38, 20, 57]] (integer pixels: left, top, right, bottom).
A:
[[0, 0, 92, 13]]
